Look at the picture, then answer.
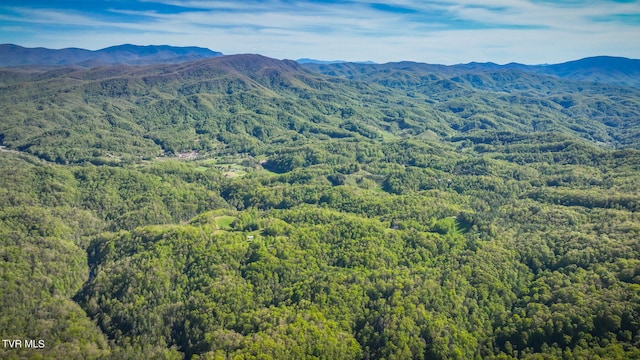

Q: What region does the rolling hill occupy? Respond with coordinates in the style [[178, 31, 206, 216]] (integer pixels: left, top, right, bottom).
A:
[[1, 53, 639, 165]]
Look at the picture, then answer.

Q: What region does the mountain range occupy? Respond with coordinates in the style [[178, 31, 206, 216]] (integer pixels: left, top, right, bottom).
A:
[[296, 58, 377, 65], [2, 44, 640, 87], [1, 49, 640, 165], [0, 44, 223, 67], [301, 56, 640, 88]]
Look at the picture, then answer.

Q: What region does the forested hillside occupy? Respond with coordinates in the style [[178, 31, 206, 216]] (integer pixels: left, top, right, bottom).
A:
[[1, 54, 639, 359], [2, 54, 640, 167]]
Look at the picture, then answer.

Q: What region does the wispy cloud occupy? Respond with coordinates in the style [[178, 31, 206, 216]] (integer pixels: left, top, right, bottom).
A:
[[0, 0, 638, 64]]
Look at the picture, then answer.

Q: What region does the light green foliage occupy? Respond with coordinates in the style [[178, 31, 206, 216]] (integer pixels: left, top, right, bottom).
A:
[[1, 56, 640, 359]]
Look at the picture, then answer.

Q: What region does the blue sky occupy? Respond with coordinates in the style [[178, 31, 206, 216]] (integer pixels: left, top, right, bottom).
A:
[[1, 0, 639, 64]]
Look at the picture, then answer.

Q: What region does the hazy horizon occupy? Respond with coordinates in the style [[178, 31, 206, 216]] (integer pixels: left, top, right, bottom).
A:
[[4, 42, 639, 67]]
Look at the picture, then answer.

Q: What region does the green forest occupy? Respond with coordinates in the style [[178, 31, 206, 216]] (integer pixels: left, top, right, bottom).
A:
[[0, 55, 639, 359]]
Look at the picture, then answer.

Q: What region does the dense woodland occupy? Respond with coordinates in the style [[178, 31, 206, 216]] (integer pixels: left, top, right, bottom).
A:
[[0, 54, 639, 359]]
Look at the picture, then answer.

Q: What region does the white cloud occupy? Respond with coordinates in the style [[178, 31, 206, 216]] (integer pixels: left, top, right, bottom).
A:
[[1, 0, 638, 63]]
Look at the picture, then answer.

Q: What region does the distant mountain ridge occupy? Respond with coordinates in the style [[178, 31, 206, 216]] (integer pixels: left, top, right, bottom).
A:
[[541, 56, 640, 87], [296, 58, 377, 65], [0, 44, 223, 67], [302, 56, 640, 88], [2, 44, 638, 87]]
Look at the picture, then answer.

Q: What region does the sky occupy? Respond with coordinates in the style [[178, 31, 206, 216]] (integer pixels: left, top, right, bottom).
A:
[[1, 0, 639, 64]]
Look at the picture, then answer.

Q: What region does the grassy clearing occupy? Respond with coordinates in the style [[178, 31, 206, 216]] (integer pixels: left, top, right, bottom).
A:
[[214, 216, 236, 230], [192, 157, 261, 178]]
